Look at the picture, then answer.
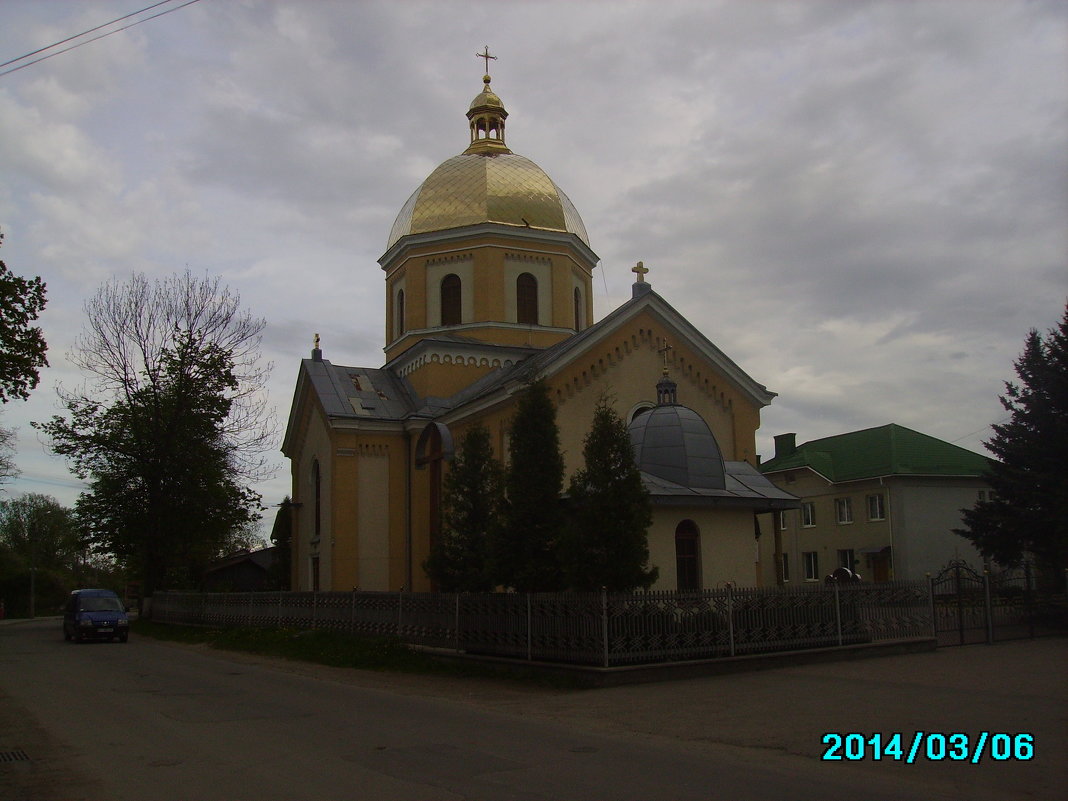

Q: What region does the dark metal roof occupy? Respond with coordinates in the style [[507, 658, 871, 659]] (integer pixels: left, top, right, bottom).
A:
[[629, 404, 727, 490], [640, 461, 800, 510]]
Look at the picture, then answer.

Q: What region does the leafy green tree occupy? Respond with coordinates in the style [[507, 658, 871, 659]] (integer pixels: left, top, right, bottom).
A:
[[493, 379, 566, 592], [563, 396, 657, 591], [424, 424, 503, 592], [0, 494, 81, 617], [35, 272, 273, 597], [0, 228, 48, 404], [956, 303, 1068, 581]]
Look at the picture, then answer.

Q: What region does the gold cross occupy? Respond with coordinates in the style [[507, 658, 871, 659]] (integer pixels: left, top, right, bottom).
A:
[[476, 45, 496, 74], [632, 260, 649, 283], [658, 340, 673, 370]]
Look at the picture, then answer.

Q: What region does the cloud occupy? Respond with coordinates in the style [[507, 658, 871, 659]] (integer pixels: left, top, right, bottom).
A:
[[0, 0, 1063, 515]]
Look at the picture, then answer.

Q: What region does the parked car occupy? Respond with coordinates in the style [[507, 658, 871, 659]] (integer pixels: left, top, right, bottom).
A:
[[63, 589, 130, 643]]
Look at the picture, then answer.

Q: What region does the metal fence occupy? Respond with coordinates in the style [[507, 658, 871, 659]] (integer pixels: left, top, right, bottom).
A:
[[151, 580, 931, 668], [929, 560, 1068, 646]]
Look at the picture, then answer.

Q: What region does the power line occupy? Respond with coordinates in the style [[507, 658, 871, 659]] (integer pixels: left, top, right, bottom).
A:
[[949, 415, 1010, 445], [0, 0, 204, 79], [0, 0, 176, 69]]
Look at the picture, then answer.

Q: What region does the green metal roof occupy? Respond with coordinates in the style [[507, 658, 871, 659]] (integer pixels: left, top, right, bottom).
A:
[[759, 424, 992, 482]]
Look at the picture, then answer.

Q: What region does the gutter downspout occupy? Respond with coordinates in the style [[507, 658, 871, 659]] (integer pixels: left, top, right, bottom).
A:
[[882, 476, 895, 580], [404, 427, 413, 591]]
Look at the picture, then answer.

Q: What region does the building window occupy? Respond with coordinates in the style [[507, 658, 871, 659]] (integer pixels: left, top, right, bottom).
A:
[[517, 272, 538, 324], [803, 551, 819, 581], [440, 273, 461, 326], [837, 549, 856, 571], [977, 489, 988, 503], [781, 552, 790, 583], [801, 501, 816, 527], [674, 519, 701, 592], [866, 493, 886, 521], [395, 289, 405, 336], [573, 287, 583, 330], [835, 497, 853, 524]]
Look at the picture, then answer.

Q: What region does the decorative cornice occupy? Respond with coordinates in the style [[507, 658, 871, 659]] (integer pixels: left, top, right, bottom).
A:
[[379, 222, 599, 271]]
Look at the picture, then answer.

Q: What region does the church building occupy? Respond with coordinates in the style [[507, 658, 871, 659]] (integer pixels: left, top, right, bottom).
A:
[[281, 64, 797, 593]]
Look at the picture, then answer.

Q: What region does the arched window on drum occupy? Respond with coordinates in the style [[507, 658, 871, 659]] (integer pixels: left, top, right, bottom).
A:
[[517, 272, 538, 325], [441, 274, 461, 326]]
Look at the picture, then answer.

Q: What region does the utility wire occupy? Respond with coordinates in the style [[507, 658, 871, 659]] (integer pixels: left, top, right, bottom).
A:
[[950, 415, 1010, 445], [0, 0, 176, 69], [0, 0, 204, 79]]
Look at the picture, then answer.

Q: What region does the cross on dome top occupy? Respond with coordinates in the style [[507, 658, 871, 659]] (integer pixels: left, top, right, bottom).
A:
[[476, 45, 497, 76]]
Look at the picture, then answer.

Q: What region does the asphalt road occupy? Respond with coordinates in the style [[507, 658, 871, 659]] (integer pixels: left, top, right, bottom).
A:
[[1, 618, 1063, 800]]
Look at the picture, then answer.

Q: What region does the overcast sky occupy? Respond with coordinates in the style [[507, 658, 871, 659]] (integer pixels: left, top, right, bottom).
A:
[[1, 0, 1065, 535]]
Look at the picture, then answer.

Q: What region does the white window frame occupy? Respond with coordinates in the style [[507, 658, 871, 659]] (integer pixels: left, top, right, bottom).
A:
[[835, 497, 854, 525], [803, 551, 819, 581], [801, 501, 816, 528], [866, 493, 886, 521]]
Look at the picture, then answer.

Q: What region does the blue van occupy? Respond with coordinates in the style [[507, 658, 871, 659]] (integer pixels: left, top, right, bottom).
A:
[[63, 589, 130, 643]]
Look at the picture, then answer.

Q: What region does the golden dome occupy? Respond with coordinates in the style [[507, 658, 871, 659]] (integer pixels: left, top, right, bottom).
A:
[[386, 74, 589, 250], [387, 153, 589, 249], [469, 75, 504, 111]]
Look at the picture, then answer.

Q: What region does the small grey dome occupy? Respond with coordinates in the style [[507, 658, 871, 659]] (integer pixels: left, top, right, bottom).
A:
[[628, 405, 726, 490]]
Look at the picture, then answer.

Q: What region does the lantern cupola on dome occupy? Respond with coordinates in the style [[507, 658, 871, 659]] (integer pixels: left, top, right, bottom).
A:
[[465, 73, 510, 155]]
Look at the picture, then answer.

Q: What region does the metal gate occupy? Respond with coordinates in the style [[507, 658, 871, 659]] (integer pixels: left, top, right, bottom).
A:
[[930, 560, 990, 646], [930, 559, 1067, 646]]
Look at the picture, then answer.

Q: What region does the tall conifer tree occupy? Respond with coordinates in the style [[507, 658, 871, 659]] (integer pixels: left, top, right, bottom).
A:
[[493, 379, 566, 592], [564, 395, 657, 591], [956, 303, 1068, 581], [424, 424, 502, 592]]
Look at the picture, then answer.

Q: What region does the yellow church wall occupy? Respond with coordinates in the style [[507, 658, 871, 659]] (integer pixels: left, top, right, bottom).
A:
[[406, 443, 434, 592], [328, 432, 360, 592], [328, 431, 409, 593], [383, 231, 594, 362], [647, 507, 759, 590], [402, 359, 495, 400], [474, 248, 506, 321], [291, 400, 335, 590], [547, 312, 761, 471]]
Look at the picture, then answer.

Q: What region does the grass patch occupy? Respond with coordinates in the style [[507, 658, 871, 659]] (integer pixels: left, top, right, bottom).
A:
[[131, 620, 585, 687]]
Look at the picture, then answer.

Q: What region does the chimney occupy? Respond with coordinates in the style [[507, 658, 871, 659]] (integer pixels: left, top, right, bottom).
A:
[[773, 433, 797, 459]]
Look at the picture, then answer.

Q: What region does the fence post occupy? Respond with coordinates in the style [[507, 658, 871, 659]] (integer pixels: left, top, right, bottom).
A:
[[601, 588, 609, 668], [397, 590, 404, 636], [247, 592, 253, 627], [526, 594, 533, 661], [454, 594, 461, 653], [277, 592, 283, 628], [927, 575, 937, 642], [1025, 561, 1035, 639], [983, 571, 993, 644], [312, 591, 318, 629], [834, 582, 842, 646], [726, 585, 735, 657]]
